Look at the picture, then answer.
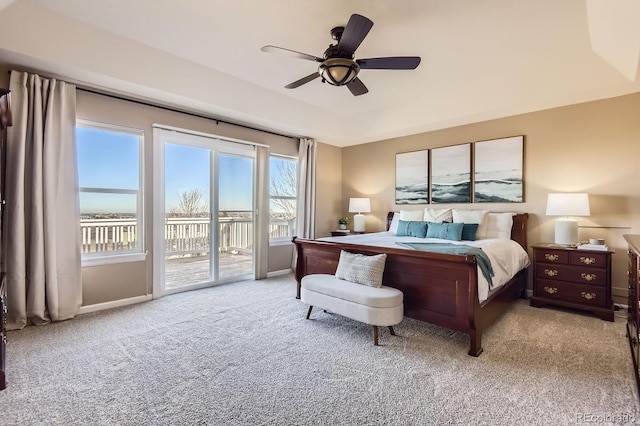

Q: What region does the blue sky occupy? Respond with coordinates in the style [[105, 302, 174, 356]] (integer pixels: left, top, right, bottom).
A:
[[76, 127, 255, 214]]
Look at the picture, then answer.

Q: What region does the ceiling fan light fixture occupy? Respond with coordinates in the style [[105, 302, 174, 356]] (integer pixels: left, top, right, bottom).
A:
[[318, 58, 360, 86]]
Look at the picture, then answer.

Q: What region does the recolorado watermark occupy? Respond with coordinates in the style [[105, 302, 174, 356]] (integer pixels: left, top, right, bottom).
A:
[[576, 412, 637, 424]]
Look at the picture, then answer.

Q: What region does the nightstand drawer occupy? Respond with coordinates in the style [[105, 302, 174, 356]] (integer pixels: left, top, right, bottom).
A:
[[534, 250, 569, 264], [569, 252, 608, 268], [535, 264, 607, 286], [535, 279, 608, 308]]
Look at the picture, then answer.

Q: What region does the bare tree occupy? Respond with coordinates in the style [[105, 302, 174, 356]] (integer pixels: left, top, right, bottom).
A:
[[270, 158, 297, 219], [169, 189, 208, 217]]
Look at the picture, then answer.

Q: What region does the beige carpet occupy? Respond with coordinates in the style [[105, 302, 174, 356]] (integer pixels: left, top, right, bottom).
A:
[[0, 273, 637, 425]]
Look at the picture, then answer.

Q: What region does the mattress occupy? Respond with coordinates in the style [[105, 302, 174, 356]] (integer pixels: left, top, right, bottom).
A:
[[318, 231, 531, 302]]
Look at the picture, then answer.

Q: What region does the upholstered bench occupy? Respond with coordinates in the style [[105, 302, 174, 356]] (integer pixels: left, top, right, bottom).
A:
[[301, 273, 404, 345]]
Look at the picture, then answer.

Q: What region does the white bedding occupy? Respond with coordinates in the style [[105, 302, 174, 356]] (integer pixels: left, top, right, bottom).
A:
[[318, 231, 531, 303]]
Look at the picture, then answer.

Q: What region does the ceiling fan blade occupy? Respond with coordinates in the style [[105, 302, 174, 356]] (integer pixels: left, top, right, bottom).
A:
[[285, 72, 321, 89], [357, 57, 421, 70], [261, 45, 323, 62], [337, 14, 373, 56], [346, 77, 368, 96]]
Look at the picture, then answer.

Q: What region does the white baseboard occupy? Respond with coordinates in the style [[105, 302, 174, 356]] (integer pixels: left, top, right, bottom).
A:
[[78, 294, 152, 315], [267, 269, 293, 278]]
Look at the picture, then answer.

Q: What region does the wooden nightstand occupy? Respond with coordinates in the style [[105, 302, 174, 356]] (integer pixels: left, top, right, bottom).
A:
[[530, 244, 614, 321], [330, 230, 366, 237], [331, 230, 351, 237]]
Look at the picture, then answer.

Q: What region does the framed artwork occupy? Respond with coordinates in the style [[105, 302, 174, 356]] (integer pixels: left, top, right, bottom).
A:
[[395, 150, 429, 204], [474, 135, 524, 202], [431, 144, 471, 203]]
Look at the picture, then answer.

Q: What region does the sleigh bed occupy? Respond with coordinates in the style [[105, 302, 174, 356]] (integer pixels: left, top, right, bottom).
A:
[[293, 212, 529, 356]]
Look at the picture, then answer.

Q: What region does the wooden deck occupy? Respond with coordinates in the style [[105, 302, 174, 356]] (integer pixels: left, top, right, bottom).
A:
[[165, 252, 253, 289]]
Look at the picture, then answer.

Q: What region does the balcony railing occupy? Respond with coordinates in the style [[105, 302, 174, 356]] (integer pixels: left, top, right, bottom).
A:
[[80, 216, 294, 256]]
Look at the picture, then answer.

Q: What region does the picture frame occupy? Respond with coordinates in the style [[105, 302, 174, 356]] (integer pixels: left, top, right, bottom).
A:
[[474, 135, 524, 202], [395, 150, 429, 204], [431, 144, 471, 203]]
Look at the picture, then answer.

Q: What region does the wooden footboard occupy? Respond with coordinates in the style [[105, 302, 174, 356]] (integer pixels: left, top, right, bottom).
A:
[[293, 212, 529, 356]]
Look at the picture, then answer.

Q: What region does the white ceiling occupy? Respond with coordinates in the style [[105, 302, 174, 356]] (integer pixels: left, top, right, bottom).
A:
[[1, 0, 639, 146]]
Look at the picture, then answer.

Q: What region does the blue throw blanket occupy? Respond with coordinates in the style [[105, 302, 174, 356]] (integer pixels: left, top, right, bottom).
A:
[[395, 242, 495, 288]]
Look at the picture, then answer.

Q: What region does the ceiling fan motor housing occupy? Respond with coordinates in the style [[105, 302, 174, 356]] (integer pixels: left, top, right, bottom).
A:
[[318, 58, 360, 86]]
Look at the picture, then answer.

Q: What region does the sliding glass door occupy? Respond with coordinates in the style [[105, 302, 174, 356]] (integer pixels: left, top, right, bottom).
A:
[[153, 127, 255, 296]]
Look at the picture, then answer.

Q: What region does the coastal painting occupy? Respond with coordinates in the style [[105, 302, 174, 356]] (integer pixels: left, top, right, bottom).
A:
[[431, 144, 471, 203], [474, 136, 523, 202], [396, 150, 429, 204]]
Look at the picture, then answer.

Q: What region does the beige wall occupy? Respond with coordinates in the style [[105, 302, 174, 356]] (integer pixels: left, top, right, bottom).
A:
[[336, 92, 640, 304], [314, 142, 343, 236]]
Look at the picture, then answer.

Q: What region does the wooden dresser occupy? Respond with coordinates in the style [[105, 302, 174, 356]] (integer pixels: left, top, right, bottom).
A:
[[530, 244, 614, 321], [1, 275, 6, 390], [624, 235, 640, 396]]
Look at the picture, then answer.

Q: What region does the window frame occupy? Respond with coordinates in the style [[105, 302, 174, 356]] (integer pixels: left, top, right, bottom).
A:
[[268, 154, 298, 243], [76, 119, 145, 266]]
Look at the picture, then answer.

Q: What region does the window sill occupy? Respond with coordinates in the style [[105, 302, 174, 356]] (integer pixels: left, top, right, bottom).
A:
[[269, 238, 293, 247], [82, 252, 147, 267]]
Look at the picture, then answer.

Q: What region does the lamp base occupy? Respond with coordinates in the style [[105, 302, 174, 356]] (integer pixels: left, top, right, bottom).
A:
[[353, 214, 366, 233], [554, 218, 579, 246]]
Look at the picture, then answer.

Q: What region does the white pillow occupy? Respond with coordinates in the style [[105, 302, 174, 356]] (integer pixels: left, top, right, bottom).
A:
[[399, 209, 424, 221], [389, 212, 400, 233], [424, 208, 453, 223], [452, 209, 490, 239], [485, 212, 515, 239], [335, 250, 387, 288]]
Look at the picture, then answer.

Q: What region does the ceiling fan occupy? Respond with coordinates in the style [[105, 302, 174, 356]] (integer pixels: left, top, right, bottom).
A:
[[261, 13, 421, 96]]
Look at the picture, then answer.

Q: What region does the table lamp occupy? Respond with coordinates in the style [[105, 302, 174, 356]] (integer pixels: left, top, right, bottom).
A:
[[349, 198, 371, 233], [545, 193, 590, 245]]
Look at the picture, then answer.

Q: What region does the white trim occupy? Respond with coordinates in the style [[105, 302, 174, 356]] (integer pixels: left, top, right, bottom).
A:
[[152, 127, 166, 299], [82, 252, 147, 267], [77, 119, 144, 136], [267, 269, 293, 278], [269, 238, 293, 247], [78, 294, 152, 315], [152, 123, 269, 149]]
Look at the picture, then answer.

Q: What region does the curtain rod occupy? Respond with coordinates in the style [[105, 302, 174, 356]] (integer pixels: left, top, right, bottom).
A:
[[6, 70, 297, 140], [78, 87, 297, 140]]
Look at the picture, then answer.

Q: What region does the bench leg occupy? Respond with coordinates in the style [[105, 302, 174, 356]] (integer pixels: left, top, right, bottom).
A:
[[305, 306, 313, 320], [388, 326, 396, 336], [372, 325, 379, 346]]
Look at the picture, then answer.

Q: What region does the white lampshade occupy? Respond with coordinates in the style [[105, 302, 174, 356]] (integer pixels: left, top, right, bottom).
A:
[[348, 198, 371, 233], [546, 193, 590, 245], [545, 193, 590, 216], [348, 198, 371, 214]]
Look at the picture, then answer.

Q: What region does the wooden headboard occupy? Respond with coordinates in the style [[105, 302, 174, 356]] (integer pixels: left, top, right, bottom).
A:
[[385, 211, 528, 250]]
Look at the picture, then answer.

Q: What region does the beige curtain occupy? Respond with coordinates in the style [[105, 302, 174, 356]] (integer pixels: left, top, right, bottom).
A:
[[296, 138, 316, 239], [4, 71, 82, 330], [254, 145, 270, 279]]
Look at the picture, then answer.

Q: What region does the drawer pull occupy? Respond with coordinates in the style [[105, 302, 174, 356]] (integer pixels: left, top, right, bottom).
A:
[[581, 273, 597, 282], [579, 256, 596, 265], [544, 254, 559, 261], [581, 292, 596, 300], [544, 269, 558, 277], [544, 286, 558, 294]]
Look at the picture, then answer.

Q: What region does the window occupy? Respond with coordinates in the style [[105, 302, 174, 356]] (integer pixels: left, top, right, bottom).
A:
[[269, 155, 297, 239], [76, 120, 144, 262]]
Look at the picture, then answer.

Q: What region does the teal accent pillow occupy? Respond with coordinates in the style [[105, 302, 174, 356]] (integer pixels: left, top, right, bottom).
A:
[[426, 222, 464, 241], [396, 220, 428, 238], [461, 223, 479, 241]]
